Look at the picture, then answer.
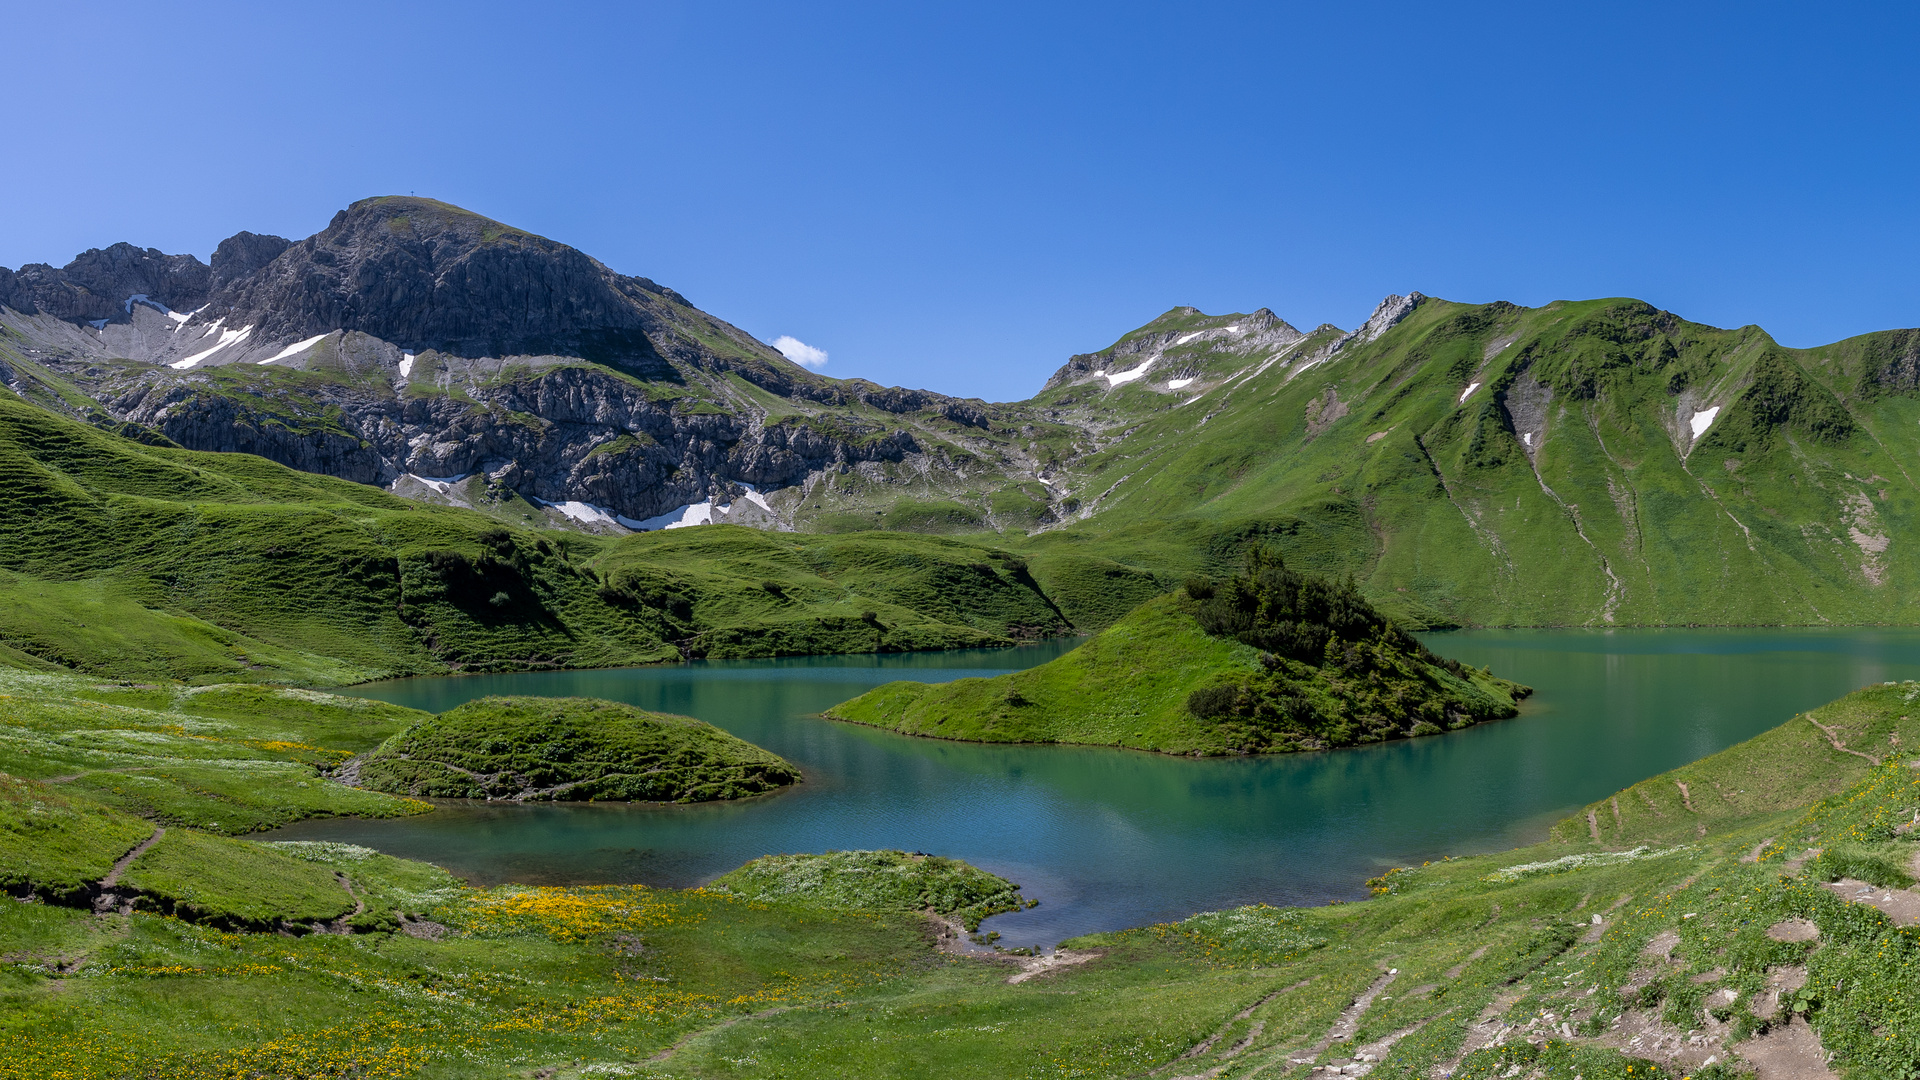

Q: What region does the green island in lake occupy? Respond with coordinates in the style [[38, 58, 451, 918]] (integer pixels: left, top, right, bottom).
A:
[[826, 550, 1530, 755]]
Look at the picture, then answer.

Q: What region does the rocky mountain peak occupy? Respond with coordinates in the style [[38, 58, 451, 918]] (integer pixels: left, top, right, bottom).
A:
[[1356, 292, 1424, 343], [203, 196, 699, 366]]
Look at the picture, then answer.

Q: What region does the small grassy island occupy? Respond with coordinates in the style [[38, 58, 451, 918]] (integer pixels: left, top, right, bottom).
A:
[[354, 696, 801, 802], [711, 849, 1032, 930], [825, 550, 1530, 755]]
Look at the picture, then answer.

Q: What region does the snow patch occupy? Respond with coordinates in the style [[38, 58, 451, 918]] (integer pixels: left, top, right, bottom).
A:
[[1224, 324, 1240, 333], [1522, 432, 1533, 447], [737, 483, 773, 513], [1689, 406, 1720, 439], [1458, 382, 1481, 403], [406, 473, 469, 494], [625, 500, 721, 531], [398, 352, 415, 379], [1105, 361, 1152, 386], [1167, 377, 1195, 390], [258, 333, 329, 365], [548, 501, 623, 527], [1174, 331, 1207, 345], [170, 324, 254, 369]]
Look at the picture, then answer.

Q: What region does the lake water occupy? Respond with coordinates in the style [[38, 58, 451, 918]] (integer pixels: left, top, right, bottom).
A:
[[267, 629, 1920, 947]]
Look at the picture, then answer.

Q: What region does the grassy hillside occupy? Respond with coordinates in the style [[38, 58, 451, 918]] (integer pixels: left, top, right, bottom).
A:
[[0, 391, 1082, 684], [356, 696, 801, 802], [1015, 299, 1920, 629], [6, 682, 1920, 1077], [825, 555, 1528, 755], [0, 668, 428, 834]]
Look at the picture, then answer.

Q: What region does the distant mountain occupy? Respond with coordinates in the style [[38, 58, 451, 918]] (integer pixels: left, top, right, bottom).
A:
[[1021, 295, 1920, 627], [0, 196, 1056, 533], [7, 197, 1920, 629]]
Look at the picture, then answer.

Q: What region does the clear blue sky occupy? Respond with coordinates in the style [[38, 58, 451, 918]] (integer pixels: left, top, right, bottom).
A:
[[7, 1, 1918, 401]]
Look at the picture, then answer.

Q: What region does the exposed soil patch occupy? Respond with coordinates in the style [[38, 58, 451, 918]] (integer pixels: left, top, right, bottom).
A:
[[92, 826, 164, 916], [1007, 948, 1099, 985], [1823, 877, 1920, 925], [1748, 964, 1808, 1022], [1305, 389, 1349, 440], [1734, 1015, 1840, 1080], [1767, 918, 1821, 942]]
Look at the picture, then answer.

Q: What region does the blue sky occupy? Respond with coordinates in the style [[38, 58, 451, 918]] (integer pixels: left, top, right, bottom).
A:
[[6, 1, 1918, 401]]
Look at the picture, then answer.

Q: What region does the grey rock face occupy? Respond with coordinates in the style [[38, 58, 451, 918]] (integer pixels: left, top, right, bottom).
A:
[[1356, 292, 1424, 344], [1, 243, 210, 323], [210, 232, 292, 291], [105, 358, 922, 524], [206, 197, 709, 370]]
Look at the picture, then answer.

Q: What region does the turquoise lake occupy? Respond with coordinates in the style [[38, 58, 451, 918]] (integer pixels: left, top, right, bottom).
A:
[[267, 629, 1920, 947]]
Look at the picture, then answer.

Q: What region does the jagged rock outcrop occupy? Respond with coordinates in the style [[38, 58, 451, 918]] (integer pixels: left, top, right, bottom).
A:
[[209, 232, 292, 292], [0, 244, 210, 323], [102, 358, 925, 523], [1356, 292, 1424, 343]]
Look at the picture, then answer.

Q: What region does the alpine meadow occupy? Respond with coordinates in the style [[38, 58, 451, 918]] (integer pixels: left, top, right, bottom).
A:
[[6, 186, 1920, 1080]]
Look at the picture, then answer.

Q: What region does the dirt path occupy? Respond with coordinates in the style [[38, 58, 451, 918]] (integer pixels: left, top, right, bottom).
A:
[[1805, 715, 1879, 765], [1157, 980, 1310, 1076], [644, 1007, 795, 1063], [329, 874, 367, 934], [92, 825, 164, 915], [43, 765, 150, 785], [1301, 969, 1397, 1059], [100, 826, 163, 889], [1824, 877, 1920, 926]]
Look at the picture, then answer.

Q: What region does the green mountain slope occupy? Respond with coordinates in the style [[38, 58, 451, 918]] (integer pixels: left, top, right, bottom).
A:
[[1021, 297, 1920, 627], [825, 554, 1527, 755], [0, 391, 1078, 682]]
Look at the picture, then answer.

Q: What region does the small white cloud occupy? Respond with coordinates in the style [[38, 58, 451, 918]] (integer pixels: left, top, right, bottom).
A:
[[772, 335, 828, 369]]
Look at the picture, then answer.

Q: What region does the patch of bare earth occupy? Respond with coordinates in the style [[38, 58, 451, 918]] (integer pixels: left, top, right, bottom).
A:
[[1767, 918, 1821, 943], [1735, 1016, 1840, 1080], [1007, 948, 1099, 984]]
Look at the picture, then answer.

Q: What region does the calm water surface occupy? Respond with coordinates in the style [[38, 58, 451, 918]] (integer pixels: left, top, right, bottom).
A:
[[268, 629, 1920, 947]]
